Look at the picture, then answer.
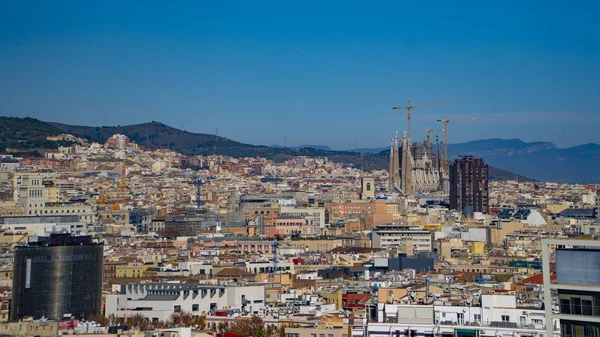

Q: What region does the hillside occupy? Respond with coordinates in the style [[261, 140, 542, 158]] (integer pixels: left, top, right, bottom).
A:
[[51, 121, 246, 155], [488, 166, 535, 182], [0, 117, 70, 154], [49, 121, 390, 170], [49, 121, 536, 181], [0, 117, 557, 182]]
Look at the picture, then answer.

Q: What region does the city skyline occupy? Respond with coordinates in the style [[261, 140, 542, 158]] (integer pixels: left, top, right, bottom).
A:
[[1, 1, 599, 148]]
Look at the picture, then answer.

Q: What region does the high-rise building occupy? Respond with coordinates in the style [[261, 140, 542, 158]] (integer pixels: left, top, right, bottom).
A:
[[449, 156, 489, 215], [11, 234, 103, 321], [542, 239, 600, 337]]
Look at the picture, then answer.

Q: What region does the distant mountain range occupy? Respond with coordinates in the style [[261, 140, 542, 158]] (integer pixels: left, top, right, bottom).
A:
[[270, 144, 334, 151], [5, 116, 590, 183], [446, 138, 600, 184]]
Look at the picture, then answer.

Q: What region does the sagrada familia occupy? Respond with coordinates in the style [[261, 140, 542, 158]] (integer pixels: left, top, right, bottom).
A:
[[388, 131, 446, 195]]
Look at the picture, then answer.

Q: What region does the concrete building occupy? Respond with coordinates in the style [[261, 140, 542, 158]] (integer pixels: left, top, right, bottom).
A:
[[280, 206, 325, 233], [449, 156, 489, 215], [106, 283, 266, 322], [543, 239, 600, 337], [376, 295, 551, 336], [326, 200, 392, 228], [263, 213, 314, 237], [372, 224, 433, 253], [0, 215, 87, 236], [0, 319, 59, 337]]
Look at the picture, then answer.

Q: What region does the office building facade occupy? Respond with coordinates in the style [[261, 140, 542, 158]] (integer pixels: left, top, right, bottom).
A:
[[11, 234, 103, 321]]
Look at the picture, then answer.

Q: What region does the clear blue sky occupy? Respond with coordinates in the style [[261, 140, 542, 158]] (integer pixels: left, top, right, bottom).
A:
[[1, 1, 599, 149]]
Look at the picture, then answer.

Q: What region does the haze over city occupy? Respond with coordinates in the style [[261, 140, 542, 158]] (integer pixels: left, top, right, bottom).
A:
[[1, 1, 599, 148]]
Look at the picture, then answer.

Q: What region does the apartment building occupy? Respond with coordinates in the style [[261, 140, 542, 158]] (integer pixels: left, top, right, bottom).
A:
[[543, 239, 600, 337], [372, 224, 433, 253]]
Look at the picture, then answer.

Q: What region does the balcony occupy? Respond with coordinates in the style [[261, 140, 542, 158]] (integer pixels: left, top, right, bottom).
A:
[[560, 303, 600, 317]]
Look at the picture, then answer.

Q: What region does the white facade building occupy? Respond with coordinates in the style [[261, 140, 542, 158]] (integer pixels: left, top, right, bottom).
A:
[[377, 295, 551, 334], [0, 215, 87, 236], [372, 225, 433, 253], [106, 283, 266, 322]]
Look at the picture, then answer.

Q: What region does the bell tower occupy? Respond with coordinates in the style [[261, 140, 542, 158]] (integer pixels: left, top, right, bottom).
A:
[[360, 176, 375, 200]]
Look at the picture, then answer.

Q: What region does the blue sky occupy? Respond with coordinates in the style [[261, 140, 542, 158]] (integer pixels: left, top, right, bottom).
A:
[[1, 1, 599, 149]]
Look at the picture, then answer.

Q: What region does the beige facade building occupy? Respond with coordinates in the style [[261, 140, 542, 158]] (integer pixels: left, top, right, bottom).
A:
[[0, 320, 59, 337]]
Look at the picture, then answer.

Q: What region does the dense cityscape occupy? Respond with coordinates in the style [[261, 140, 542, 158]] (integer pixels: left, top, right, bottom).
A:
[[0, 120, 598, 337], [2, 2, 599, 337]]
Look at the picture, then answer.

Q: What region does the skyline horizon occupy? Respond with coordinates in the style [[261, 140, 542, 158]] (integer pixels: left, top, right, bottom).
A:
[[2, 1, 599, 148], [5, 114, 596, 151]]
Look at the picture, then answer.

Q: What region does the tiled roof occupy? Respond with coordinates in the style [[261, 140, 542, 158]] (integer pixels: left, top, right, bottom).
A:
[[521, 273, 556, 285]]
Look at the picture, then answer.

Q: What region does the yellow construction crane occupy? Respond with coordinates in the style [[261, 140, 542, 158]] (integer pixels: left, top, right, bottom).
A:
[[436, 117, 476, 169], [393, 101, 450, 139], [420, 128, 443, 144]]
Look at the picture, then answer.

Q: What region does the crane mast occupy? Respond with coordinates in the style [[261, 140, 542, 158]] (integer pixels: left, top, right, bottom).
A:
[[436, 117, 476, 170], [420, 128, 443, 144], [393, 101, 450, 139]]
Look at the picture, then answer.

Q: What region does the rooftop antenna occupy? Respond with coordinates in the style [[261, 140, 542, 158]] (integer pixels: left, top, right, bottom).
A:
[[361, 153, 364, 174], [284, 136, 287, 148]]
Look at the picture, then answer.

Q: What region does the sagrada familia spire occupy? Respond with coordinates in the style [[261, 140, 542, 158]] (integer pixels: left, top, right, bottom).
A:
[[389, 131, 442, 195]]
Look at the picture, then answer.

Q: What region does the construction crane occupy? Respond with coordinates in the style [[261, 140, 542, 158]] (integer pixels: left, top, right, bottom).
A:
[[420, 128, 443, 144], [436, 117, 476, 170], [393, 101, 450, 139]]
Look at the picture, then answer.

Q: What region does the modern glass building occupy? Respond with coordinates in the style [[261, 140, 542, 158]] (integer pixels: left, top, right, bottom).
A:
[[11, 234, 103, 321]]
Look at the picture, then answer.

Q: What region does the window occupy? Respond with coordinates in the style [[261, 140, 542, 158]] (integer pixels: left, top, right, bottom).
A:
[[192, 304, 199, 312], [501, 315, 510, 322], [474, 314, 481, 323], [174, 305, 181, 313]]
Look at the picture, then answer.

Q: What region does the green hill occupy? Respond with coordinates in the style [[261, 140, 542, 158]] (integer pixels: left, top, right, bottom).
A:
[[0, 117, 69, 154], [49, 121, 386, 168]]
